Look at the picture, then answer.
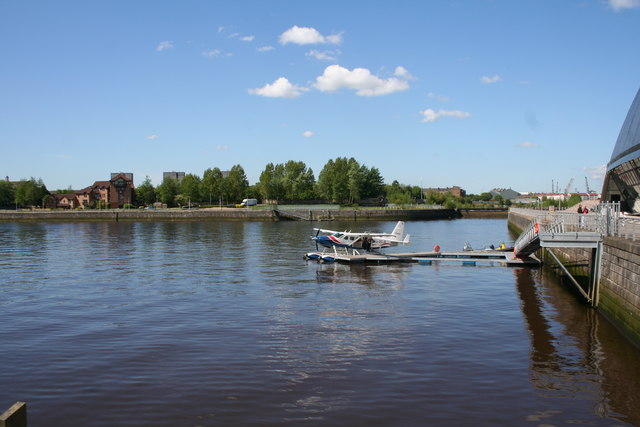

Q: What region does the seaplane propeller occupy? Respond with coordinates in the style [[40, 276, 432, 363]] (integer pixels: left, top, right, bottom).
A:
[[314, 228, 320, 250]]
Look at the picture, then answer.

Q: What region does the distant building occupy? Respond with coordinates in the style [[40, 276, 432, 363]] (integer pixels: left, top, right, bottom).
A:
[[602, 87, 640, 214], [108, 173, 134, 208], [163, 171, 185, 182], [3, 176, 23, 187], [490, 188, 520, 201], [424, 186, 466, 198], [46, 193, 79, 209], [74, 173, 134, 209]]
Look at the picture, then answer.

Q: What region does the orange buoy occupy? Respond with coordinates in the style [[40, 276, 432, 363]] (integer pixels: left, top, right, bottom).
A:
[[534, 222, 539, 234], [434, 244, 441, 253]]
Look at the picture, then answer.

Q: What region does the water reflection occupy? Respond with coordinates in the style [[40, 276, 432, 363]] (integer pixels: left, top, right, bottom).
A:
[[514, 267, 640, 425], [314, 262, 409, 290], [3, 220, 640, 425]]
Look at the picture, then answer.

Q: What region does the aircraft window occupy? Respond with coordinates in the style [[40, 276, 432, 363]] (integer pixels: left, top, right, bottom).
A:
[[334, 233, 343, 238]]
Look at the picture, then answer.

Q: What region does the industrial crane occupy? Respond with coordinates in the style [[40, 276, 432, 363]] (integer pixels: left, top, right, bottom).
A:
[[564, 178, 574, 196]]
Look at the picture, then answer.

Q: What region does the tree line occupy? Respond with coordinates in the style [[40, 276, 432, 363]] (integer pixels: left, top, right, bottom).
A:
[[140, 158, 387, 207], [2, 157, 558, 209]]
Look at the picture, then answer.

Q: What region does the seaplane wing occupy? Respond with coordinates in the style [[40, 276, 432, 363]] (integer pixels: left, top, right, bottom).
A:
[[311, 221, 410, 251]]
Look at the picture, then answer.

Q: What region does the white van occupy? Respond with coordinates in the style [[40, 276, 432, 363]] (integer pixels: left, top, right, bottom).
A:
[[240, 198, 258, 207]]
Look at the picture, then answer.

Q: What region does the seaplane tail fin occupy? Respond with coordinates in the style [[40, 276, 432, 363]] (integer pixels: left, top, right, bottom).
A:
[[403, 234, 411, 245], [391, 221, 405, 240]]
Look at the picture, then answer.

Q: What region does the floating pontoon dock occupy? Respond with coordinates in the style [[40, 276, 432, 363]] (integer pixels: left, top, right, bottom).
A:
[[305, 249, 540, 267]]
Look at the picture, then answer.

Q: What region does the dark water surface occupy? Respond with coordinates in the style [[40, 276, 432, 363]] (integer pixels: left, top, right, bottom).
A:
[[1, 219, 639, 426]]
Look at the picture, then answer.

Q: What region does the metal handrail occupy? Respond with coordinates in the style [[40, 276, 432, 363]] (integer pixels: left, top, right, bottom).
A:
[[511, 202, 639, 241]]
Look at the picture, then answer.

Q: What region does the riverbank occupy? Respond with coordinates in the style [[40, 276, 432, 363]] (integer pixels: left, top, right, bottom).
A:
[[0, 207, 507, 222]]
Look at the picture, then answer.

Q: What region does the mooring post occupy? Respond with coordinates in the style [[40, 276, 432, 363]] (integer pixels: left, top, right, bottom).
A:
[[0, 402, 27, 427], [589, 241, 603, 307]]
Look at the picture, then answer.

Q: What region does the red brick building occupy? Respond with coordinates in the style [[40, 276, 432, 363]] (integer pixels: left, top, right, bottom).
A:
[[423, 186, 466, 198], [108, 173, 134, 208], [74, 173, 134, 209]]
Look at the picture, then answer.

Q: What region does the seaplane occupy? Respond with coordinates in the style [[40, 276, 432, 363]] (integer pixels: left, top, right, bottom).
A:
[[304, 221, 411, 262]]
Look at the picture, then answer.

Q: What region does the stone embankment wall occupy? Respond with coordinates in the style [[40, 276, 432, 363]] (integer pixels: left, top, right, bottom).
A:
[[508, 209, 640, 345], [283, 208, 461, 221], [459, 208, 508, 218], [0, 209, 279, 221], [0, 208, 464, 222]]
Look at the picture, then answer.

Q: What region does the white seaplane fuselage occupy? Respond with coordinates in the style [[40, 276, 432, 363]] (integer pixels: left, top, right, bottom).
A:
[[305, 221, 410, 261]]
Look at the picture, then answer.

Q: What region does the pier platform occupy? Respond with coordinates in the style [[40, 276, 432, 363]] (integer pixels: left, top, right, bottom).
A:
[[305, 249, 540, 267]]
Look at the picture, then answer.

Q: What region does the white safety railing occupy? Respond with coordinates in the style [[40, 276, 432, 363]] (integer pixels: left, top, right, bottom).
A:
[[511, 202, 640, 241]]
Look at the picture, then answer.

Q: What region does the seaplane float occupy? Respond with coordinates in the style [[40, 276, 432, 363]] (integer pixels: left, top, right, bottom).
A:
[[304, 221, 411, 262]]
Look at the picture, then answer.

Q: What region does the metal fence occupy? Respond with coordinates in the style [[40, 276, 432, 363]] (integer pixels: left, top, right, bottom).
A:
[[510, 202, 640, 241]]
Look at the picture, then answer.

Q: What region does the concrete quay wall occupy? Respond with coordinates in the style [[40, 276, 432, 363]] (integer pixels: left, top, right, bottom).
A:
[[508, 209, 640, 345], [0, 209, 279, 222], [285, 208, 461, 221], [0, 208, 462, 222]]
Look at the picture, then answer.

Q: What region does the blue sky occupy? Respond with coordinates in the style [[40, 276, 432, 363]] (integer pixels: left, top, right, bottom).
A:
[[1, 0, 639, 195]]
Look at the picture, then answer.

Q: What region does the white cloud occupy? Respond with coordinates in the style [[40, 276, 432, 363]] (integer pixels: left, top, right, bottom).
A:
[[248, 77, 307, 99], [147, 135, 158, 140], [480, 74, 502, 84], [156, 41, 174, 52], [216, 145, 229, 151], [279, 25, 342, 45], [217, 26, 225, 33], [228, 32, 240, 39], [313, 64, 410, 96], [302, 130, 314, 138], [427, 92, 451, 102], [202, 49, 220, 57], [608, 0, 640, 10], [583, 165, 607, 179], [305, 49, 340, 61], [257, 46, 274, 52], [518, 141, 538, 148], [394, 66, 413, 79], [240, 35, 255, 42], [419, 108, 471, 123]]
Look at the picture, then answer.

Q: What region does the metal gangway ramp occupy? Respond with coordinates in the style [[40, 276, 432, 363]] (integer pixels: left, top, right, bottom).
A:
[[513, 218, 604, 306]]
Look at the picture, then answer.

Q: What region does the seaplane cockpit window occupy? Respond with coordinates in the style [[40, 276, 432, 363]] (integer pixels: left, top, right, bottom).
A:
[[334, 233, 343, 238]]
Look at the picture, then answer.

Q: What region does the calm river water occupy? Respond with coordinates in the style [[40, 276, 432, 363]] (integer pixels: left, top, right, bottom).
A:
[[1, 219, 640, 426]]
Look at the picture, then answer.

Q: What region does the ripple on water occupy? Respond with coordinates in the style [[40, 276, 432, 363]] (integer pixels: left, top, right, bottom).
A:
[[1, 220, 640, 426]]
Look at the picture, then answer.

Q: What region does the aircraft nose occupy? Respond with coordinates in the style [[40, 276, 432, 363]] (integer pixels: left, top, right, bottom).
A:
[[315, 236, 331, 246]]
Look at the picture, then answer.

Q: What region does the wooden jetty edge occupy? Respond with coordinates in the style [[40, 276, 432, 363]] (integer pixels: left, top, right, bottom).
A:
[[308, 249, 541, 267], [1, 402, 27, 427]]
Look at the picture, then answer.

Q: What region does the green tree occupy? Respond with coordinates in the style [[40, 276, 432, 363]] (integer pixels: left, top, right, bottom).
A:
[[258, 163, 285, 201], [157, 177, 179, 207], [135, 176, 157, 206], [317, 157, 352, 203], [0, 180, 16, 208], [283, 160, 315, 200], [347, 161, 367, 203], [361, 167, 385, 199], [259, 161, 316, 202], [386, 181, 414, 205], [181, 174, 202, 203], [15, 178, 49, 207], [53, 186, 75, 194], [567, 194, 583, 207], [225, 164, 249, 202], [202, 167, 225, 205]]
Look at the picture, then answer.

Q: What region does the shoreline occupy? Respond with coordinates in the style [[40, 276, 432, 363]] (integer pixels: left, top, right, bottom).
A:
[[0, 207, 507, 222]]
